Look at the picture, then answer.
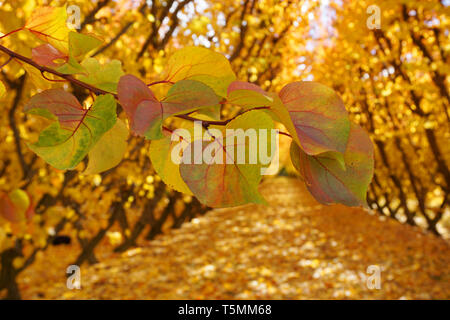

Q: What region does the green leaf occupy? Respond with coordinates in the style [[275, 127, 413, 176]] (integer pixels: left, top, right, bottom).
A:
[[56, 32, 103, 75], [164, 46, 236, 97], [84, 119, 128, 174], [118, 75, 219, 140], [55, 55, 85, 74], [179, 110, 274, 208], [293, 123, 374, 207], [227, 81, 273, 110], [68, 31, 102, 60], [289, 139, 303, 179], [25, 90, 117, 170], [192, 105, 221, 120], [78, 58, 124, 92]]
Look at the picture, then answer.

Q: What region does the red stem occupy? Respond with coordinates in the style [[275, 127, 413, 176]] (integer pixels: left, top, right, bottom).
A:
[[176, 106, 270, 127], [0, 44, 116, 97], [147, 80, 174, 87], [0, 27, 23, 40], [279, 131, 292, 138], [0, 56, 13, 69]]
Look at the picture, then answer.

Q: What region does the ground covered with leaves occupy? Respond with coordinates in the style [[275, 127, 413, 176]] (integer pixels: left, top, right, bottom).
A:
[[19, 178, 449, 299]]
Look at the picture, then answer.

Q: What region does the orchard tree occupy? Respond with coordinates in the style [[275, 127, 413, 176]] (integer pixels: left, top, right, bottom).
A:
[[310, 0, 449, 234]]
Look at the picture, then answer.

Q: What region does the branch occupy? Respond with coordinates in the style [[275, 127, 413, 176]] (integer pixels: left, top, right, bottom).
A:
[[229, 0, 251, 62], [0, 56, 12, 69], [8, 75, 29, 179], [91, 2, 148, 58], [176, 106, 270, 127], [0, 44, 116, 97], [0, 44, 289, 137], [80, 0, 111, 31]]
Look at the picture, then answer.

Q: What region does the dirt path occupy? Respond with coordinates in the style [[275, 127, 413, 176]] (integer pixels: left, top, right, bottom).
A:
[[21, 177, 450, 299]]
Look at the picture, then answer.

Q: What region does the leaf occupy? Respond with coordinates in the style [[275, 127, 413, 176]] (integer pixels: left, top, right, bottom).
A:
[[25, 6, 70, 54], [193, 105, 221, 120], [56, 32, 103, 75], [149, 127, 197, 195], [136, 79, 219, 139], [32, 43, 67, 68], [0, 189, 34, 223], [289, 140, 303, 180], [118, 75, 219, 139], [78, 58, 124, 92], [117, 74, 156, 132], [293, 123, 374, 207], [227, 81, 273, 110], [67, 32, 102, 60], [0, 192, 15, 222], [25, 90, 117, 170], [21, 63, 53, 90], [149, 120, 206, 195], [0, 81, 5, 98], [164, 46, 236, 97], [278, 82, 350, 158], [84, 119, 129, 174], [29, 31, 101, 77], [179, 110, 274, 207]]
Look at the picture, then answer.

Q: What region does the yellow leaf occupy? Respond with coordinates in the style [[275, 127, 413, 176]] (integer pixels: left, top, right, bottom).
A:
[[0, 81, 5, 98], [165, 46, 236, 97], [84, 119, 129, 174], [21, 63, 52, 90], [25, 6, 70, 54]]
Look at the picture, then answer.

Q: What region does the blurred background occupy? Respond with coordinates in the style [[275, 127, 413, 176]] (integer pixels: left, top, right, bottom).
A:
[[0, 0, 449, 299]]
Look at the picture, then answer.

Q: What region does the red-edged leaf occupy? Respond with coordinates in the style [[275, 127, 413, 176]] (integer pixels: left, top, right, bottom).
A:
[[279, 82, 350, 157], [164, 46, 236, 97], [32, 43, 67, 68], [0, 189, 34, 223], [179, 110, 274, 208], [117, 74, 158, 133], [226, 81, 273, 109], [294, 123, 374, 207], [25, 6, 70, 54], [0, 192, 16, 222], [24, 88, 85, 127], [118, 75, 219, 139], [25, 91, 117, 169]]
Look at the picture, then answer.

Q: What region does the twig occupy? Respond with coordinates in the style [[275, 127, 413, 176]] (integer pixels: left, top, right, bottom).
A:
[[0, 44, 116, 97], [93, 3, 147, 57], [177, 106, 269, 127], [79, 0, 111, 31], [0, 27, 23, 40], [0, 44, 286, 134], [8, 75, 29, 179], [147, 80, 174, 86], [0, 56, 13, 69]]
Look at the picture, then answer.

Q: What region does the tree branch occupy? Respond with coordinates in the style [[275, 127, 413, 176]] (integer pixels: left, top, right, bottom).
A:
[[0, 44, 116, 97]]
